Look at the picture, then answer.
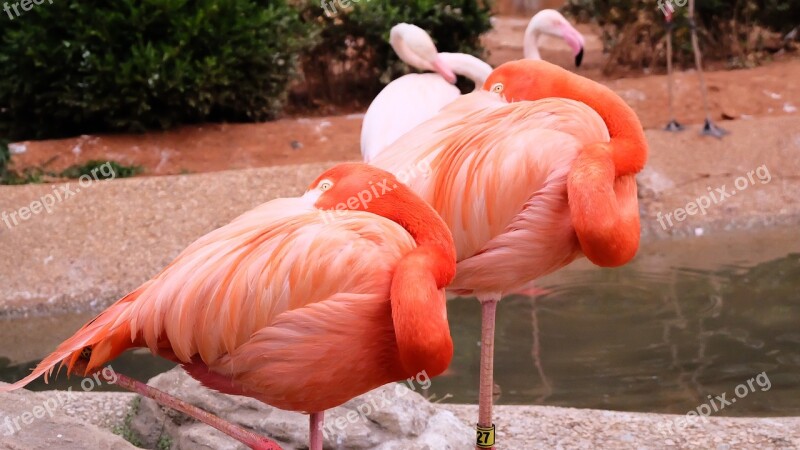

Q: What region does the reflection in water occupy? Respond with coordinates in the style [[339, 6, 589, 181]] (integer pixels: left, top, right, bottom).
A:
[[1, 235, 799, 417], [438, 251, 800, 416]]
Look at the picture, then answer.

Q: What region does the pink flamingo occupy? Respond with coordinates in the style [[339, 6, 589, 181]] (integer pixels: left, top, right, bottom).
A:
[[523, 9, 586, 66], [371, 60, 647, 449], [1, 163, 457, 450]]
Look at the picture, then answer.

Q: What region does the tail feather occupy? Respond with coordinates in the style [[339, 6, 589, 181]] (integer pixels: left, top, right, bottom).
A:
[[0, 289, 143, 392]]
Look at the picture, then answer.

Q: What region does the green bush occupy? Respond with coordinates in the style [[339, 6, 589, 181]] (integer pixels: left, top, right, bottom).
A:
[[0, 0, 312, 141], [0, 0, 491, 143], [564, 0, 799, 73], [294, 0, 492, 110]]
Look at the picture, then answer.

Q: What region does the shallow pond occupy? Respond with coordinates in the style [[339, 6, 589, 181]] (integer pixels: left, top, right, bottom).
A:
[[2, 228, 798, 417]]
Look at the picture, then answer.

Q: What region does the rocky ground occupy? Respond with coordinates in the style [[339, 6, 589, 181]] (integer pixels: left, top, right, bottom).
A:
[[2, 369, 799, 449]]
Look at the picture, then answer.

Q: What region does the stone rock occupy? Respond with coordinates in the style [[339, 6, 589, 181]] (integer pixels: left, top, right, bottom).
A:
[[130, 367, 473, 450], [0, 382, 137, 450]]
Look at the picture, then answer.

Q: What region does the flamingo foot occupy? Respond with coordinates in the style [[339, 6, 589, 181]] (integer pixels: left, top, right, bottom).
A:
[[476, 297, 498, 450], [72, 360, 282, 450], [664, 119, 685, 132], [309, 411, 324, 450], [701, 118, 728, 138]]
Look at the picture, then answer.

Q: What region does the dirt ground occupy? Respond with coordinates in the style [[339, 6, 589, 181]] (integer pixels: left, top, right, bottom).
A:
[[8, 18, 799, 177]]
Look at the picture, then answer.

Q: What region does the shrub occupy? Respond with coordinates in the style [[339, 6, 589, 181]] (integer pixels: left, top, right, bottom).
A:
[[60, 161, 143, 180], [564, 0, 799, 74], [293, 0, 493, 111], [0, 0, 313, 141]]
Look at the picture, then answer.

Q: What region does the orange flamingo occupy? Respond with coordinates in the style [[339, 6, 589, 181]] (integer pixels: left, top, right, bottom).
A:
[[1, 163, 457, 450], [370, 59, 647, 449]]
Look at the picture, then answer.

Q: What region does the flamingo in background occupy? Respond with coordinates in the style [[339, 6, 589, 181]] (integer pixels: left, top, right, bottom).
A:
[[371, 60, 646, 449], [524, 9, 586, 67], [362, 11, 585, 163], [361, 23, 491, 162], [660, 0, 728, 137], [1, 163, 457, 450]]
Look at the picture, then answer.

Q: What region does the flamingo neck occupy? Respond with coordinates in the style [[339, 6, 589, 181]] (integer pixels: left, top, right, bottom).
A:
[[390, 27, 433, 72], [571, 80, 647, 176], [523, 20, 542, 60], [375, 184, 456, 379], [374, 183, 456, 287], [438, 52, 493, 88]]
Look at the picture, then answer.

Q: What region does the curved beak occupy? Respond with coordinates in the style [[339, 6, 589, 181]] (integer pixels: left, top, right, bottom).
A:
[[559, 22, 586, 68], [431, 56, 457, 84]]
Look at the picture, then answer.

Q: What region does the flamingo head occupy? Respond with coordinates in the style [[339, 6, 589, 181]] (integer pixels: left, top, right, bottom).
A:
[[307, 163, 430, 227], [390, 23, 457, 84], [308, 162, 457, 284], [529, 10, 586, 67], [482, 59, 569, 103]]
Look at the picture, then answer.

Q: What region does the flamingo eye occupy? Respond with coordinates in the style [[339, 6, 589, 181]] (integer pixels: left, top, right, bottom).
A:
[[318, 180, 334, 191], [491, 82, 504, 94]]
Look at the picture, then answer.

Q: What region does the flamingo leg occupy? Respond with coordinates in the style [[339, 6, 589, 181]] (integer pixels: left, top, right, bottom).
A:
[[72, 360, 282, 450], [688, 0, 727, 138], [664, 19, 684, 132], [309, 411, 324, 450], [476, 297, 498, 450]]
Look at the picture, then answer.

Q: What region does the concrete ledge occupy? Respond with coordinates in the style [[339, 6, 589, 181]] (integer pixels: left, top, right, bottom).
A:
[[444, 404, 800, 449]]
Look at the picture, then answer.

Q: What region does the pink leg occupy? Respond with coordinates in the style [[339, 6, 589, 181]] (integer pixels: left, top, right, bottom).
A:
[[73, 360, 282, 450], [476, 297, 498, 450], [309, 411, 324, 450]]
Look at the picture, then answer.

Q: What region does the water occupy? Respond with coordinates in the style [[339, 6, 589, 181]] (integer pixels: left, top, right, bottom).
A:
[[2, 229, 799, 417]]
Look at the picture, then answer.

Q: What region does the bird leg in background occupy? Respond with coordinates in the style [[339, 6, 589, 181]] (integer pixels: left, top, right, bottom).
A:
[[476, 296, 499, 450], [71, 359, 284, 450], [688, 0, 728, 138], [664, 18, 685, 132], [309, 411, 324, 450]]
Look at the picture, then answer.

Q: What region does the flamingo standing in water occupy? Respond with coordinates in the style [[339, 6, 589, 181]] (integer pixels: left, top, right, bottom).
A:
[[371, 60, 647, 449], [1, 163, 457, 450], [362, 11, 585, 162]]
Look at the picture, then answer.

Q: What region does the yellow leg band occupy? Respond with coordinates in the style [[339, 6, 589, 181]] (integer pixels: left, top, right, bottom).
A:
[[476, 424, 495, 448]]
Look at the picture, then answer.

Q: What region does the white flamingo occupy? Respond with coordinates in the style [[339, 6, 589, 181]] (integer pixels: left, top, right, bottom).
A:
[[360, 23, 491, 162]]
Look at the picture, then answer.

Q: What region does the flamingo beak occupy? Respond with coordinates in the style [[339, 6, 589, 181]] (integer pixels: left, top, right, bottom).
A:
[[431, 56, 457, 84], [559, 23, 586, 68], [575, 47, 584, 67]]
